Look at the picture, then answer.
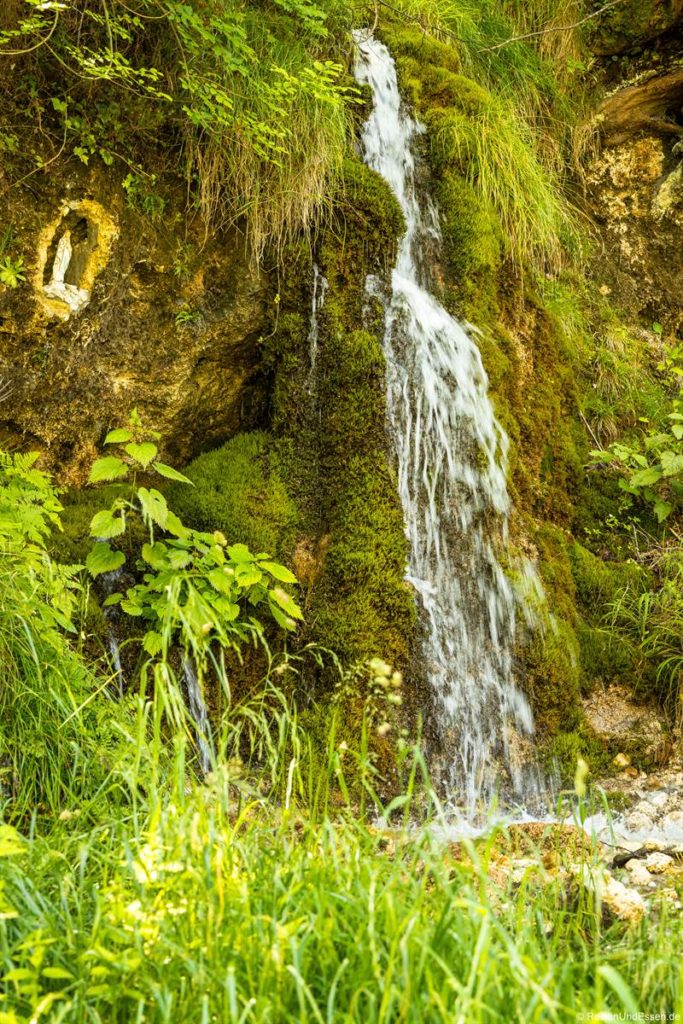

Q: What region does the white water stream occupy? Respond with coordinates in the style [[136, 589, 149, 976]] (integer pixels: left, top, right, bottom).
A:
[[183, 656, 212, 777], [354, 34, 537, 811]]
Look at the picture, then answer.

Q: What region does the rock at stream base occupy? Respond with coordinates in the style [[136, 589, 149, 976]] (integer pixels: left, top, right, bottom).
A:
[[572, 865, 646, 924]]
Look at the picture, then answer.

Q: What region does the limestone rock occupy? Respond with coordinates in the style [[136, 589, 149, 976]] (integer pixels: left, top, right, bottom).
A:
[[625, 858, 655, 886], [0, 166, 271, 479], [645, 851, 674, 873], [573, 865, 647, 924]]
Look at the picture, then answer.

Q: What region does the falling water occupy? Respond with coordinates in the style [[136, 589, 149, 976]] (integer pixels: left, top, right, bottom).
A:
[[354, 34, 536, 811], [183, 655, 212, 776], [307, 263, 329, 382]]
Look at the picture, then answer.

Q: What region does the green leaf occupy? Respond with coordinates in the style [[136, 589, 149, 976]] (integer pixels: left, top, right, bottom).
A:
[[259, 560, 297, 583], [671, 424, 683, 440], [89, 508, 126, 539], [654, 499, 673, 523], [208, 568, 236, 596], [0, 824, 25, 858], [137, 487, 168, 529], [235, 565, 263, 586], [227, 543, 254, 563], [89, 457, 129, 483], [103, 592, 123, 607], [269, 586, 303, 620], [268, 599, 296, 631], [143, 631, 164, 656], [120, 598, 143, 616], [125, 442, 158, 467], [141, 541, 169, 569], [153, 461, 193, 484], [165, 510, 187, 538], [629, 466, 662, 488], [660, 450, 683, 478], [104, 428, 133, 445], [86, 543, 126, 578], [167, 549, 192, 569]]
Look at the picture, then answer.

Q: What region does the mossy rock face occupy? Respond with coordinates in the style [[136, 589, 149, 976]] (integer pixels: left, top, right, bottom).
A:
[[264, 158, 415, 680], [586, 0, 683, 54], [167, 431, 299, 559]]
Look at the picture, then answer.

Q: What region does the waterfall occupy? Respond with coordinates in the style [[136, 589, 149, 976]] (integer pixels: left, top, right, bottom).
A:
[[354, 34, 536, 811], [182, 656, 212, 777], [308, 263, 329, 380]]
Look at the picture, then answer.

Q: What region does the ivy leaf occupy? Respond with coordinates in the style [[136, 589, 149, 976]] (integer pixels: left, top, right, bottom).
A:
[[104, 428, 133, 445], [153, 462, 194, 485], [89, 508, 126, 539], [269, 586, 303, 620], [137, 487, 168, 529], [89, 457, 129, 483], [143, 630, 164, 656], [85, 542, 125, 578], [629, 467, 662, 488], [660, 451, 683, 478], [125, 442, 158, 467], [259, 560, 297, 584]]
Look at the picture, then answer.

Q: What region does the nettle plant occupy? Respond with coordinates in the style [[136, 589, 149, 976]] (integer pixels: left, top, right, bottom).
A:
[[86, 411, 302, 663], [590, 349, 683, 525]]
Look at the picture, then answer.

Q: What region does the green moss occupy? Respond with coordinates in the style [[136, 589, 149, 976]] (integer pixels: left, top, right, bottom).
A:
[[523, 618, 582, 734], [568, 542, 651, 610], [436, 172, 502, 322], [168, 431, 300, 559], [50, 483, 140, 565], [263, 159, 415, 678], [544, 727, 614, 786]]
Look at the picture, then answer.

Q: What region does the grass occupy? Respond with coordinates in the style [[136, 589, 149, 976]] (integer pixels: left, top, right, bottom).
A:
[[0, 452, 681, 1021], [0, 647, 679, 1024]]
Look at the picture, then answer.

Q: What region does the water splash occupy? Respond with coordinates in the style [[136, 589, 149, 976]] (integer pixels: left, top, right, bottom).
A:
[[354, 33, 537, 811], [183, 655, 212, 776]]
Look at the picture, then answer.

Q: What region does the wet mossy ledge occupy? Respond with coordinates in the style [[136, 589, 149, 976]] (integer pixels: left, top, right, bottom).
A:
[[380, 15, 673, 775]]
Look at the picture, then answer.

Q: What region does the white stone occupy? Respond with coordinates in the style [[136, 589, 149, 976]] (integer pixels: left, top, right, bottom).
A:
[[624, 859, 653, 886], [645, 851, 674, 874], [625, 810, 654, 834], [661, 811, 683, 840]]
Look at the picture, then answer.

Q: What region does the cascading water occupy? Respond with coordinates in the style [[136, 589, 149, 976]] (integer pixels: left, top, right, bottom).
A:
[[308, 263, 329, 382], [183, 655, 212, 777], [354, 34, 537, 811]]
